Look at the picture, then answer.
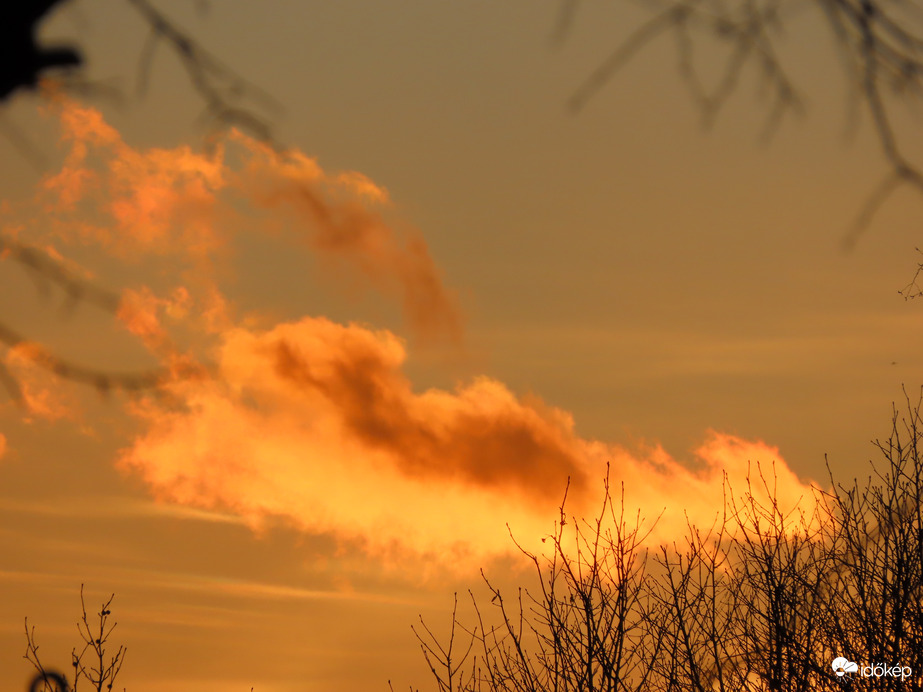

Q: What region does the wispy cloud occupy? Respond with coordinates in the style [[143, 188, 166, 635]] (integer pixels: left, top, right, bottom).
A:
[[30, 95, 462, 343], [0, 496, 247, 525]]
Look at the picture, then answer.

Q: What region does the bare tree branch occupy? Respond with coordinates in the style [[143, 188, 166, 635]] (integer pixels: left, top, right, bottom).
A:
[[125, 0, 281, 144], [565, 0, 923, 238]]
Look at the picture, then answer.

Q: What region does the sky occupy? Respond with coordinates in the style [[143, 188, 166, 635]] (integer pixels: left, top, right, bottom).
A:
[[1, 1, 923, 690]]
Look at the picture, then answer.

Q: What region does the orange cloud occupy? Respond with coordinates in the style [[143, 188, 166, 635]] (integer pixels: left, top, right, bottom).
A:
[[230, 133, 462, 342], [4, 343, 76, 422], [32, 98, 461, 343], [0, 433, 6, 459], [8, 96, 823, 576], [117, 285, 192, 352], [40, 99, 226, 259], [117, 317, 822, 574]]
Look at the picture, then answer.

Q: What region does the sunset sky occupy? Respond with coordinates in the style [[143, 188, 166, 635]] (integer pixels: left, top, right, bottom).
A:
[[2, 1, 923, 690]]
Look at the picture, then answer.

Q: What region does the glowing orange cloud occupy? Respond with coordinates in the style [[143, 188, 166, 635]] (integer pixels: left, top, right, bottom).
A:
[[117, 286, 192, 352], [117, 317, 585, 570], [4, 344, 76, 422], [6, 97, 823, 576], [33, 97, 461, 342], [41, 99, 226, 259], [117, 317, 822, 573], [230, 133, 462, 342]]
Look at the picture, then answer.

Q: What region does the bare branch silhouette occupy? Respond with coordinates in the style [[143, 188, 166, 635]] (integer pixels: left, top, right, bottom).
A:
[[0, 234, 173, 402], [0, 1, 270, 405], [25, 585, 126, 692], [899, 247, 923, 298], [564, 0, 923, 238], [125, 0, 280, 144], [409, 394, 923, 691]]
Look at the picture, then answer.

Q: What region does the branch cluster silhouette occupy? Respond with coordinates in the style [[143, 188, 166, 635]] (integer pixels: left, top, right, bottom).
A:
[[563, 0, 923, 241], [404, 391, 923, 691], [126, 0, 280, 143], [25, 585, 126, 692]]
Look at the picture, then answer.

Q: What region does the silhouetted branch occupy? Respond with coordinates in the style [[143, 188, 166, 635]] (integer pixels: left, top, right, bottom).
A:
[[25, 619, 70, 692], [0, 235, 121, 315], [0, 235, 168, 401], [410, 393, 923, 691], [552, 0, 582, 45], [125, 0, 280, 144], [565, 0, 923, 236], [569, 7, 688, 113], [0, 320, 163, 398], [25, 585, 126, 692], [899, 247, 923, 298], [72, 585, 126, 692], [0, 2, 245, 405]]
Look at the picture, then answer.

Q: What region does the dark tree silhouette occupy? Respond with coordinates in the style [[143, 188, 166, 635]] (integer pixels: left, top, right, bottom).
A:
[[406, 393, 923, 691], [0, 0, 81, 101]]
